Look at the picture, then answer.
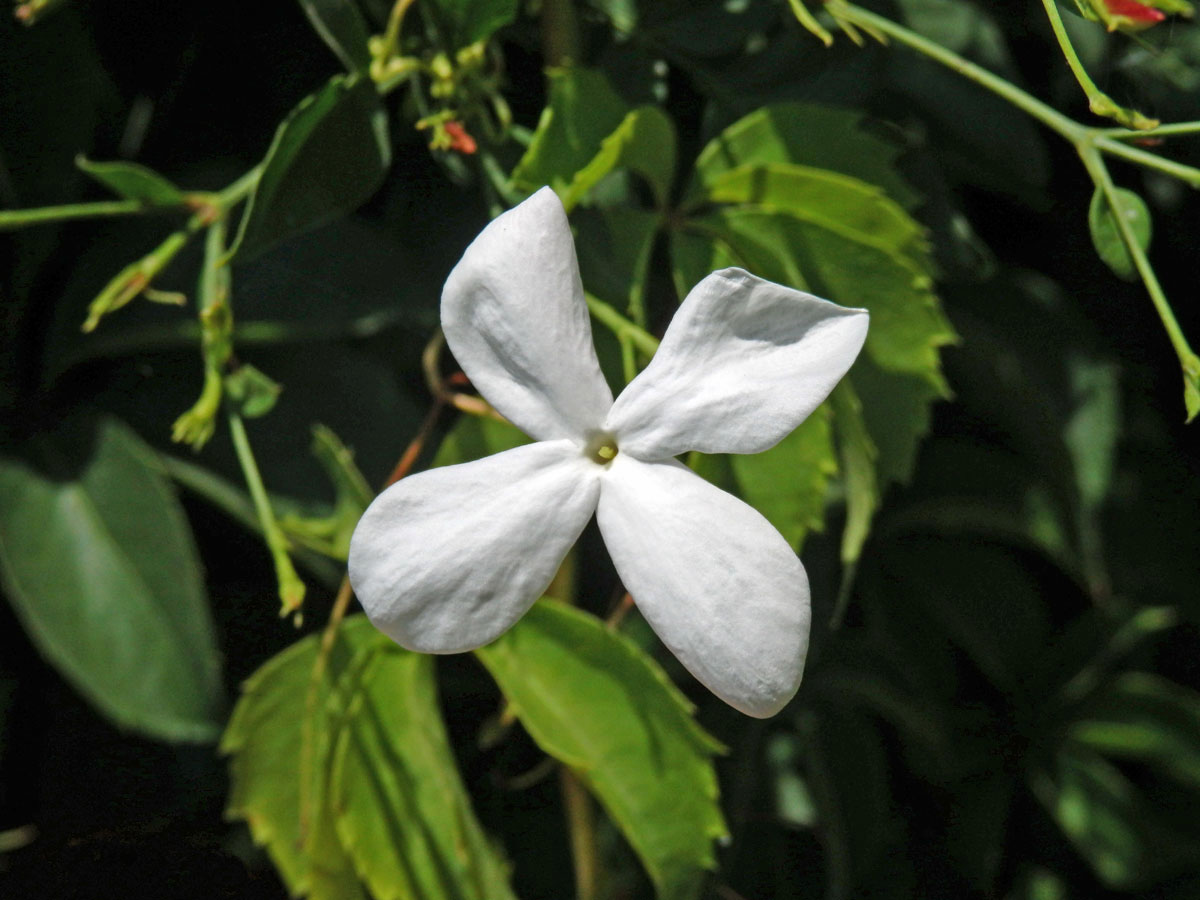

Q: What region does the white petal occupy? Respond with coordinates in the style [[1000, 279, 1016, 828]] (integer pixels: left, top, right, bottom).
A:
[[606, 268, 868, 458], [348, 440, 600, 653], [597, 454, 809, 717], [442, 188, 614, 442]]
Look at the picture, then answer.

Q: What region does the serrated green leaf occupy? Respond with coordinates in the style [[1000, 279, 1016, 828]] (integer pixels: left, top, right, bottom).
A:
[[685, 204, 953, 391], [297, 0, 372, 73], [849, 357, 943, 489], [687, 102, 919, 211], [223, 616, 515, 900], [1088, 186, 1152, 281], [476, 601, 727, 900], [1069, 672, 1200, 791], [728, 403, 836, 549], [76, 156, 186, 205], [222, 620, 378, 897], [425, 0, 518, 49], [510, 67, 629, 196], [331, 643, 518, 900], [431, 414, 529, 467], [0, 418, 222, 742], [231, 75, 390, 262], [562, 106, 676, 211]]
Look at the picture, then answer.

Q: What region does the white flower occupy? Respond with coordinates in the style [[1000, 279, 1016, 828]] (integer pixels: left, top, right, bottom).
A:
[[348, 187, 868, 717]]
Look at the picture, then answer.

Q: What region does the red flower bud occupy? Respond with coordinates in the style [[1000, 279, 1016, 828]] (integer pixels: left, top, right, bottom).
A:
[[1103, 0, 1166, 23], [444, 122, 478, 155]]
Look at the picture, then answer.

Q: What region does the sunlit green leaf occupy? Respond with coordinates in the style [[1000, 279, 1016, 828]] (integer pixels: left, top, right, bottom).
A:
[[686, 102, 920, 211], [562, 106, 676, 211], [1088, 186, 1152, 281], [728, 403, 836, 549], [222, 620, 374, 897], [76, 156, 185, 205], [476, 601, 727, 900], [223, 616, 516, 900], [231, 75, 390, 262], [431, 414, 529, 467], [0, 418, 222, 742], [830, 383, 878, 565], [510, 67, 629, 196], [332, 640, 518, 900], [296, 0, 372, 73]]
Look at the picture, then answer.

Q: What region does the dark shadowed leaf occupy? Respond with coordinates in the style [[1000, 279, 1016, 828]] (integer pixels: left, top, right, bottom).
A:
[[425, 0, 518, 49], [1088, 186, 1151, 281], [76, 156, 186, 205], [0, 418, 222, 742], [297, 0, 373, 73], [231, 75, 391, 262]]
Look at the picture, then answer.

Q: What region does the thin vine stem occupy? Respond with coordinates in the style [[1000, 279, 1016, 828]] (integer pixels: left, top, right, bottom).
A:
[[0, 199, 145, 230], [228, 411, 307, 617]]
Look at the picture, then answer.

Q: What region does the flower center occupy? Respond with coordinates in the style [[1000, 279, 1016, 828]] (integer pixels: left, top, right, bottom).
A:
[[583, 430, 619, 465]]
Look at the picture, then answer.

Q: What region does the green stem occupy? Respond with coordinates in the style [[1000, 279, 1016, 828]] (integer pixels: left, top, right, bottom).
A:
[[619, 334, 637, 384], [1098, 120, 1200, 140], [839, 3, 1084, 142], [1080, 147, 1200, 411], [0, 199, 145, 231], [1039, 0, 1157, 130], [1093, 136, 1200, 187], [585, 294, 660, 357], [560, 768, 599, 900], [219, 166, 262, 208], [228, 411, 308, 618]]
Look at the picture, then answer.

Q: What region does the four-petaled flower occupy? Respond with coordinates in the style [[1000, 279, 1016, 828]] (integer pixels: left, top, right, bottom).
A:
[[348, 188, 869, 717]]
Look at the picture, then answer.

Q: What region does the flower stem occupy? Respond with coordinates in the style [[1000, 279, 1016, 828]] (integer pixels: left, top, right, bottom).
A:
[[560, 768, 599, 900], [1039, 0, 1157, 130], [0, 199, 146, 231], [838, 3, 1084, 143], [228, 411, 307, 616], [586, 294, 660, 357]]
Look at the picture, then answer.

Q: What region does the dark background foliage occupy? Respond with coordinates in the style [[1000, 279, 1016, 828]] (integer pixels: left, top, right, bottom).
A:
[[2, 0, 1199, 898]]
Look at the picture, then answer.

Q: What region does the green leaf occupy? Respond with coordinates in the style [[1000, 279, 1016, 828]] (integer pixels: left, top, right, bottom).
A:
[[223, 616, 516, 900], [510, 67, 629, 196], [1031, 748, 1200, 889], [562, 106, 676, 211], [728, 403, 836, 549], [801, 707, 899, 900], [224, 363, 282, 418], [0, 418, 222, 742], [1088, 186, 1152, 281], [575, 204, 665, 320], [222, 620, 375, 897], [1064, 356, 1119, 512], [686, 197, 953, 391], [686, 102, 920, 212], [231, 75, 391, 262], [76, 156, 186, 206], [296, 0, 372, 73], [431, 414, 530, 467], [830, 383, 879, 565], [331, 640, 518, 900], [476, 601, 727, 900], [425, 0, 518, 49], [1069, 672, 1200, 791], [849, 357, 943, 489]]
